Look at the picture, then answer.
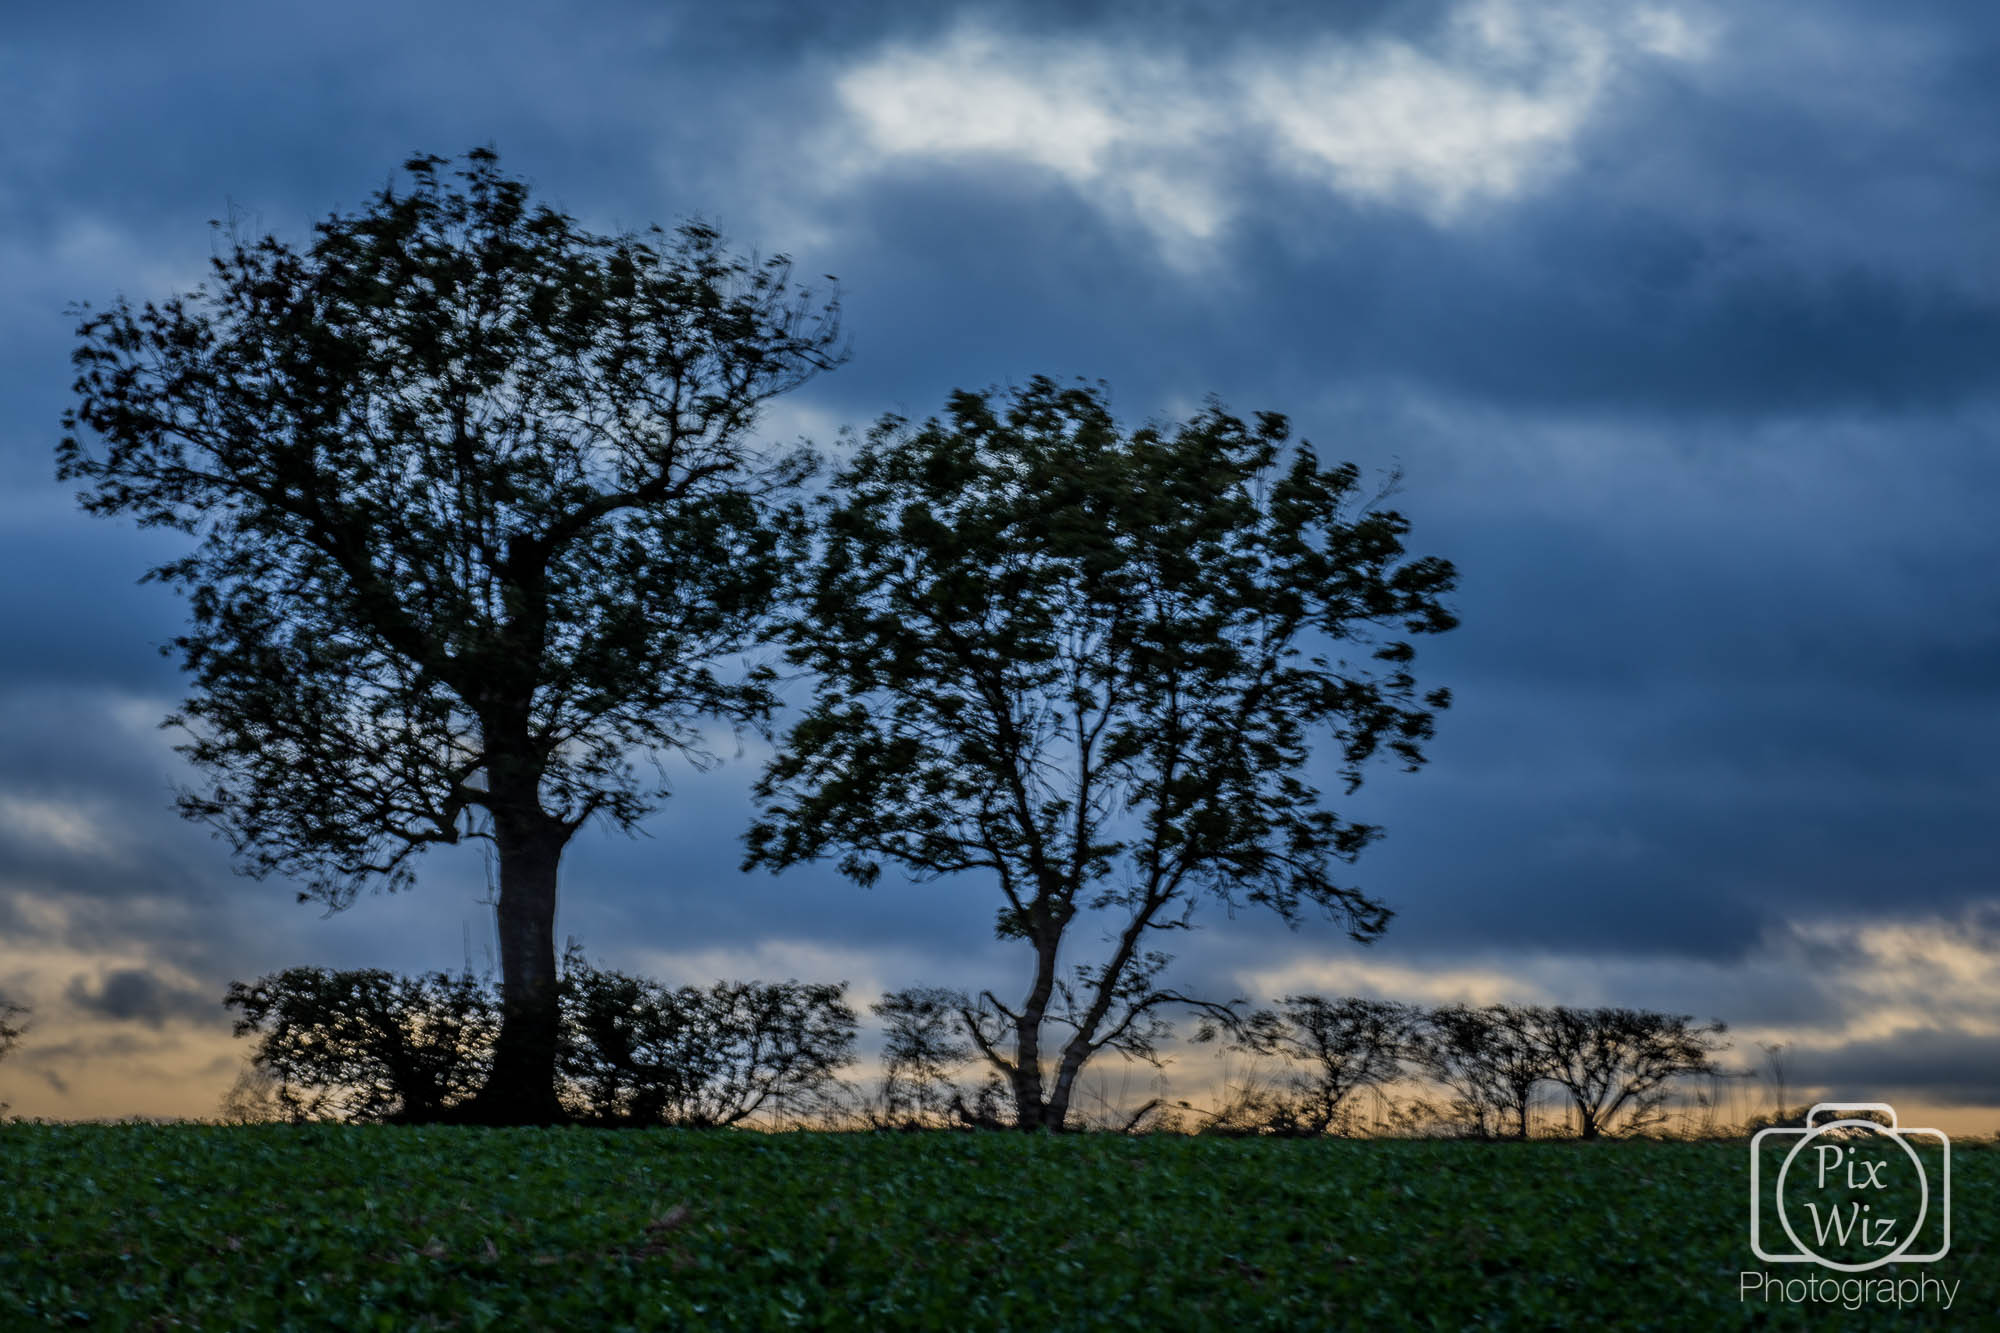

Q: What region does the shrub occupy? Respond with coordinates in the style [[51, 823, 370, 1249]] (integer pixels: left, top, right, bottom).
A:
[[223, 968, 496, 1123], [225, 951, 857, 1126], [558, 949, 856, 1127]]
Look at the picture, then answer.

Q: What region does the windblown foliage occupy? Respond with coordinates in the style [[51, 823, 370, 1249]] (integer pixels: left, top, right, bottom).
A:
[[748, 378, 1457, 1128]]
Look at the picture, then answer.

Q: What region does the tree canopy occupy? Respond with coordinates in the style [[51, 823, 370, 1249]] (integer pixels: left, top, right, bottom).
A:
[[746, 378, 1457, 1128]]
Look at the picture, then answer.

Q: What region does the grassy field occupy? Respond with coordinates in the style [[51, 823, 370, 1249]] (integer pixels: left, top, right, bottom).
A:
[[0, 1125, 1987, 1330]]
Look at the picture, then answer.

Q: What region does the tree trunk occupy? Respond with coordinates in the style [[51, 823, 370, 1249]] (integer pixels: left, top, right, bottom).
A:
[[1009, 929, 1063, 1130], [462, 801, 569, 1125], [1047, 1025, 1103, 1130], [1046, 1057, 1081, 1131], [1011, 1012, 1051, 1130]]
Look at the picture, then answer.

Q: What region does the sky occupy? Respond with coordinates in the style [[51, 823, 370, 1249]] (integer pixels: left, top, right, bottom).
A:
[[2, 0, 1997, 1127]]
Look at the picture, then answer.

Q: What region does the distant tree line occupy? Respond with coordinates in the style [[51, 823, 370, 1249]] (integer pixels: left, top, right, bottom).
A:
[[1226, 997, 1728, 1140], [864, 991, 1727, 1140], [220, 964, 1726, 1138]]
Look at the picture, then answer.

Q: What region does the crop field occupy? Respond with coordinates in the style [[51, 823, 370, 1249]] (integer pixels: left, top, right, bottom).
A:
[[0, 1126, 1989, 1330]]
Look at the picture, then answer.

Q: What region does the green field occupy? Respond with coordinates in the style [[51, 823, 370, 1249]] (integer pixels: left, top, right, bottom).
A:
[[1, 1126, 1988, 1330]]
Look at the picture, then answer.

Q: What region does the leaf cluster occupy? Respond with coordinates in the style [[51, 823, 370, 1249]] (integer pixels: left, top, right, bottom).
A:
[[0, 994, 25, 1115], [748, 376, 1456, 944], [0, 995, 23, 1062]]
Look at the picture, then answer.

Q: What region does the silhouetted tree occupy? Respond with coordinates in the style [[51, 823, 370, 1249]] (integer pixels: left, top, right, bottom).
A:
[[217, 1060, 283, 1124], [0, 996, 23, 1060], [1527, 1006, 1728, 1139], [1412, 1003, 1550, 1139], [1237, 995, 1417, 1135], [559, 949, 856, 1126], [746, 379, 1456, 1129], [1759, 1040, 1794, 1124], [0, 994, 25, 1113], [871, 986, 976, 1128], [61, 149, 843, 1123], [224, 967, 498, 1122]]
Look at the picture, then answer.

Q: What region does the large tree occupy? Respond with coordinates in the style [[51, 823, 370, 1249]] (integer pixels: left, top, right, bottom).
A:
[[745, 379, 1456, 1129], [59, 149, 842, 1123]]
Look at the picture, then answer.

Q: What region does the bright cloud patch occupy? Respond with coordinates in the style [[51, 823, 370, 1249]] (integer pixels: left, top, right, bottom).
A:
[[830, 0, 1713, 249], [0, 793, 120, 862], [623, 938, 936, 1005], [832, 28, 1229, 248]]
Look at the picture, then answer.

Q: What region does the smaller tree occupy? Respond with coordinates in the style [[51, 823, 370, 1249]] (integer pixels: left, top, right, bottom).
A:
[[0, 995, 26, 1114], [1527, 1006, 1728, 1139], [0, 995, 23, 1062], [747, 378, 1456, 1129], [1236, 995, 1416, 1135], [1758, 1041, 1798, 1125], [217, 1060, 284, 1124], [872, 987, 975, 1128], [1411, 1003, 1550, 1139], [224, 968, 497, 1123]]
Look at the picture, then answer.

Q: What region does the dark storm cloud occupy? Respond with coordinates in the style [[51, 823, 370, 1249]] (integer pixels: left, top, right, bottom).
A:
[[806, 96, 2000, 425], [850, 1, 1996, 419], [63, 967, 219, 1030], [0, 522, 187, 693], [6, 0, 1996, 420], [0, 684, 497, 1003], [1788, 1030, 2000, 1110], [1253, 218, 2000, 418]]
